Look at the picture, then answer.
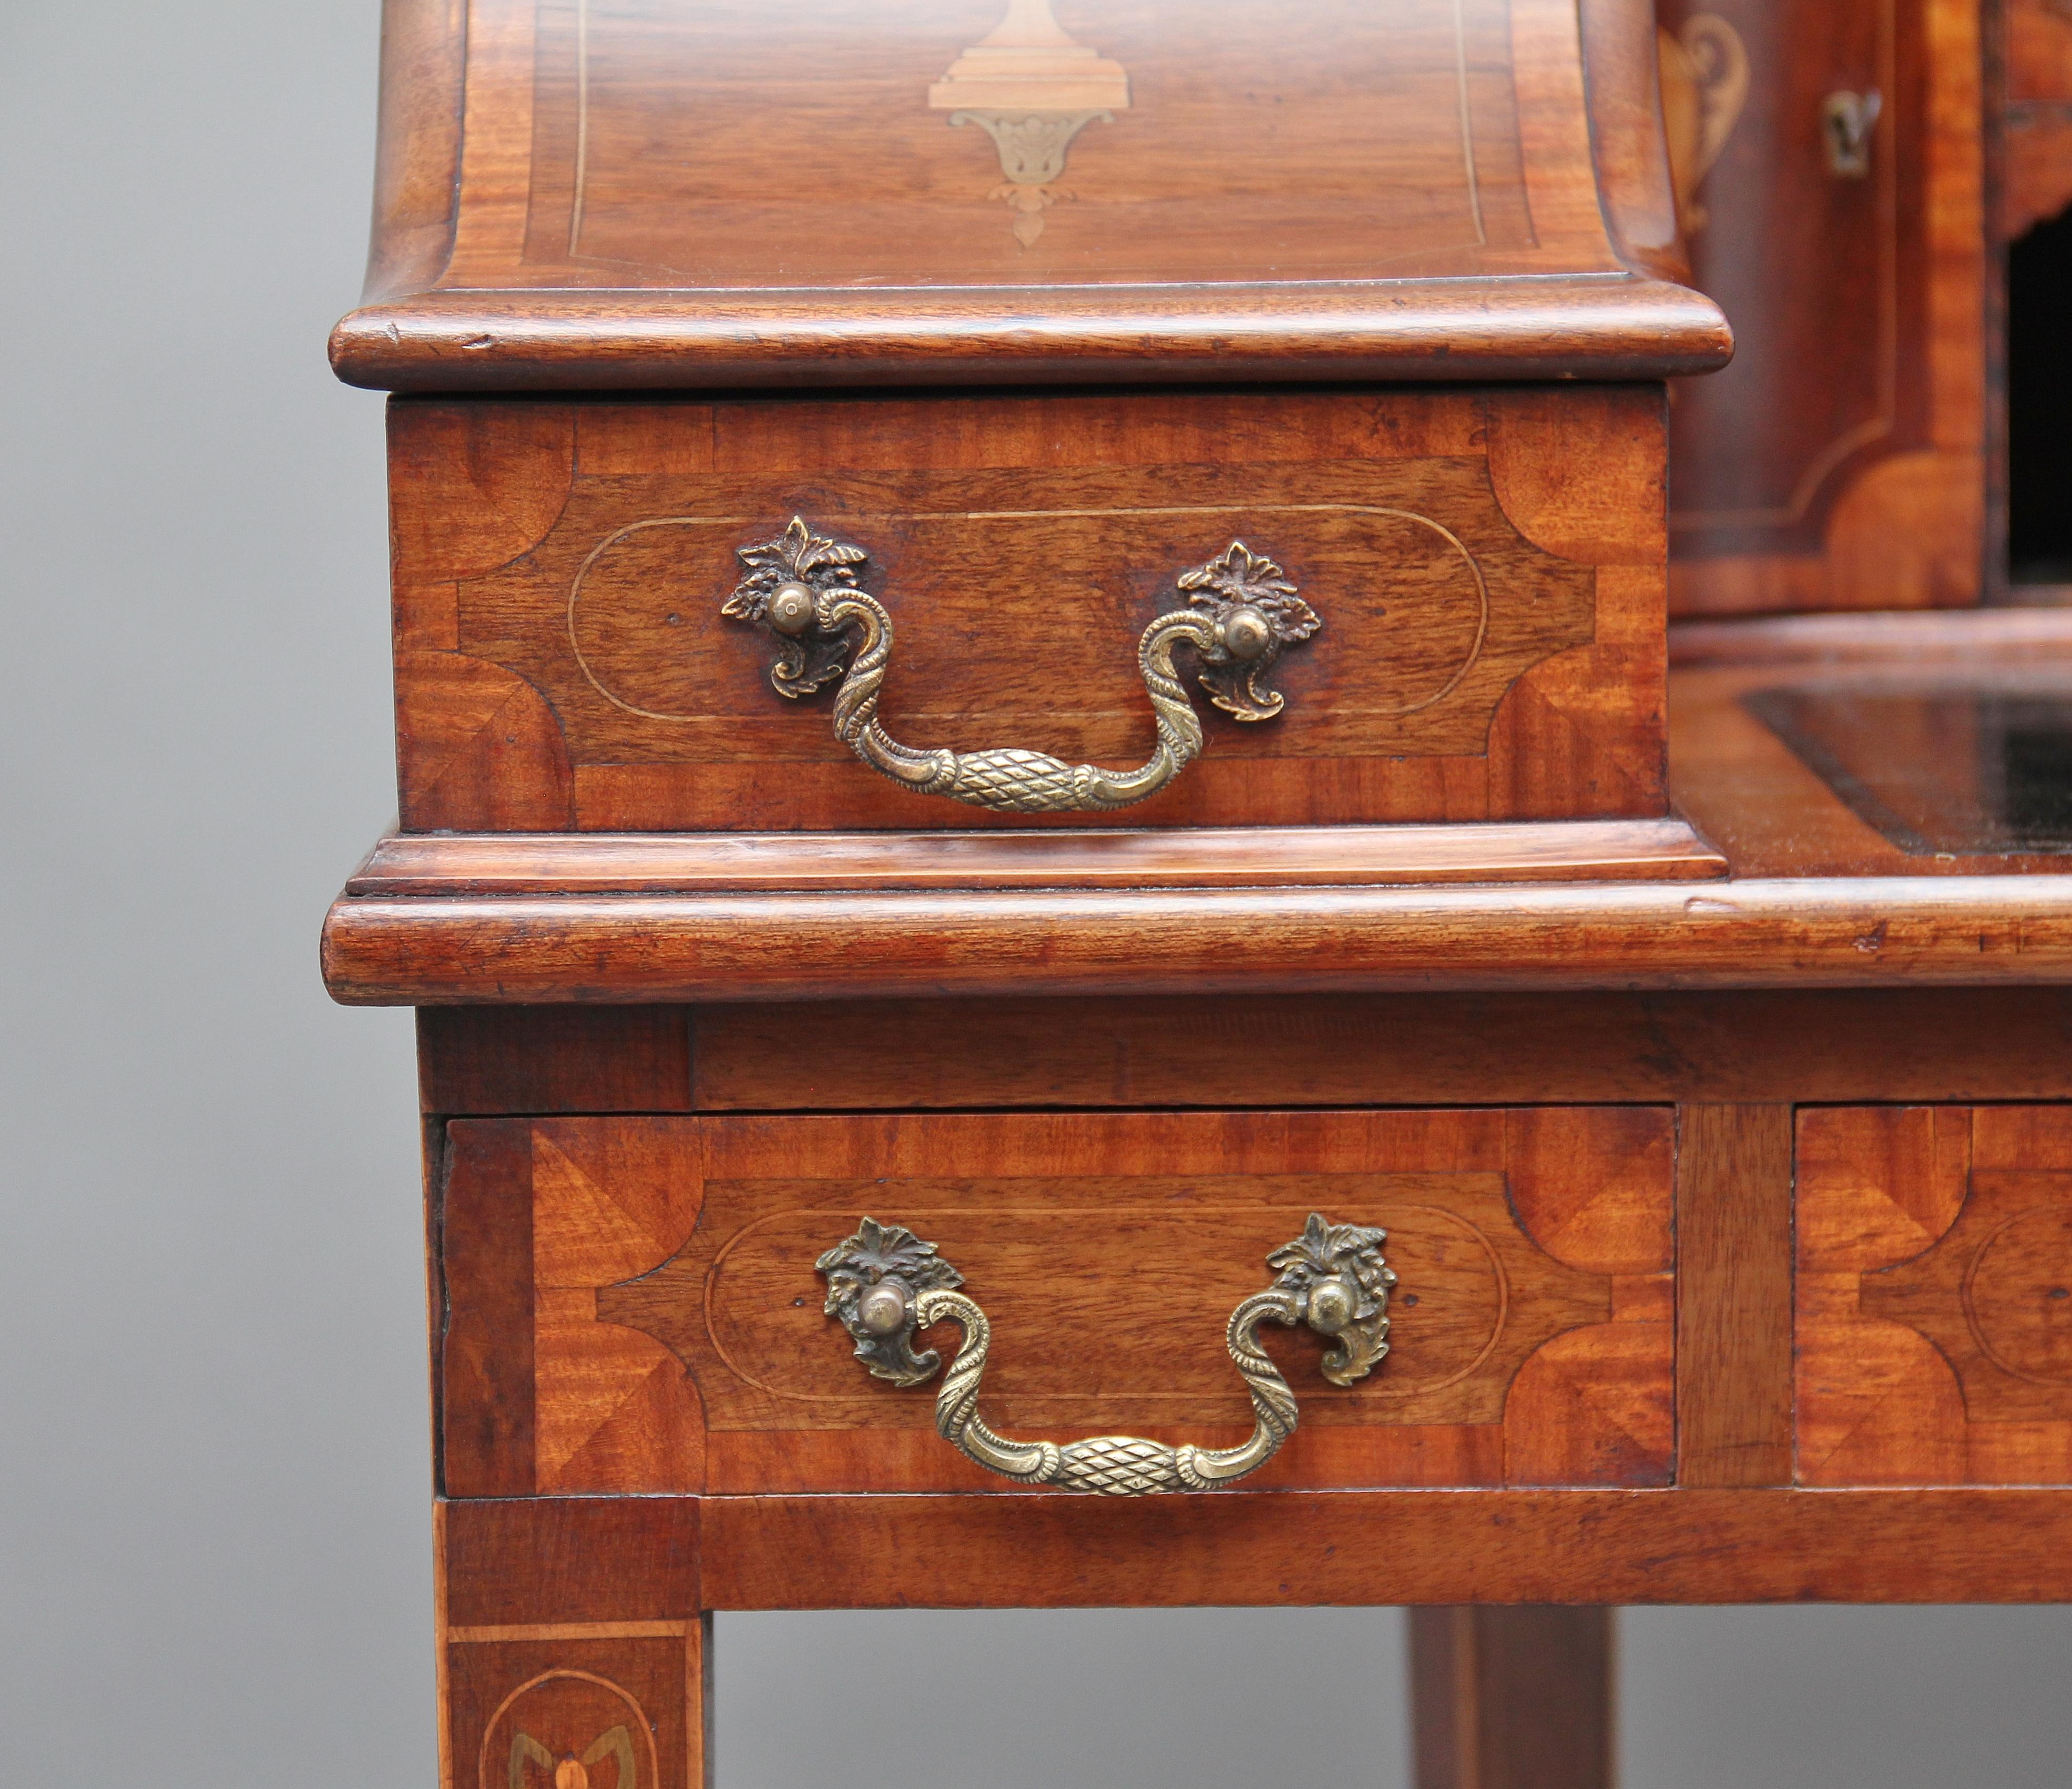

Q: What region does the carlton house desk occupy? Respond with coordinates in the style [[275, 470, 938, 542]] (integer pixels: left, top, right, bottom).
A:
[[322, 1, 2072, 1782]]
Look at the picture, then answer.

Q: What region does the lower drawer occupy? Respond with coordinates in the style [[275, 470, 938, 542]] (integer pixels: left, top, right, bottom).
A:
[[1798, 1103, 2072, 1486], [440, 1107, 1675, 1497]]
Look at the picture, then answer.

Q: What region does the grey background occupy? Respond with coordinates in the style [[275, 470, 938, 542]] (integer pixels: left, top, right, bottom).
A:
[[3, 3, 2069, 1782]]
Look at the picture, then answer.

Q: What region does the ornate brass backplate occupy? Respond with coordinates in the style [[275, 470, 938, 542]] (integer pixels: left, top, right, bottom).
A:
[[722, 516, 1321, 814], [813, 1212, 1394, 1495], [815, 1215, 966, 1387]]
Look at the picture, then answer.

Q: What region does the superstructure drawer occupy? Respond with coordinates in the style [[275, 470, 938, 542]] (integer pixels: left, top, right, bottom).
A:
[[390, 387, 1670, 835]]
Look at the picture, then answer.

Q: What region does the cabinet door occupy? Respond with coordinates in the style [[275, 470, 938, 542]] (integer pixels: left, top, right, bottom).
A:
[[1660, 0, 1985, 614]]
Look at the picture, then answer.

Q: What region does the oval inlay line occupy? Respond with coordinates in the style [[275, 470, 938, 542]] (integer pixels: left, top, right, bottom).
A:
[[695, 1201, 1507, 1405], [1962, 1204, 2072, 1387], [479, 1670, 658, 1789], [567, 503, 1491, 724]]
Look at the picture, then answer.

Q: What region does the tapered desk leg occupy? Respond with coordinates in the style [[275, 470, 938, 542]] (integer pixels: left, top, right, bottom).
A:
[[1410, 1607, 1614, 1789]]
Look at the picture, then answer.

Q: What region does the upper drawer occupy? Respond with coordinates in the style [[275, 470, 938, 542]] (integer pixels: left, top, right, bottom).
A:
[[390, 385, 1668, 832], [438, 1107, 1675, 1498]]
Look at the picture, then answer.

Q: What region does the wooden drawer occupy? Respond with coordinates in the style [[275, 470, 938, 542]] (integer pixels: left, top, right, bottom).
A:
[[1797, 1104, 2072, 1486], [439, 1107, 1675, 1498], [391, 385, 1669, 836]]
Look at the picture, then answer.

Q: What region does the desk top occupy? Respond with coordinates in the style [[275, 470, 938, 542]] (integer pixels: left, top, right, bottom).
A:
[[1671, 609, 2072, 878], [322, 609, 2072, 1003], [331, 0, 1729, 390]]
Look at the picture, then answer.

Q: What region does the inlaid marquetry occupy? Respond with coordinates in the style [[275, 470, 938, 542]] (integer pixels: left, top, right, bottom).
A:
[[445, 1638, 703, 1789], [438, 1109, 1677, 1498], [388, 386, 1672, 835], [1798, 1105, 2072, 1486]]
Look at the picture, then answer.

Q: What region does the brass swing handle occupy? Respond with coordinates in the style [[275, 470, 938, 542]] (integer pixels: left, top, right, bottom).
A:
[[723, 517, 1321, 815], [815, 1214, 1395, 1496]]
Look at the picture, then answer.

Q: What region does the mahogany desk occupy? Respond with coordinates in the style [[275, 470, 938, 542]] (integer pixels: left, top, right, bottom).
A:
[[326, 610, 2072, 1786], [321, 1, 2072, 1781]]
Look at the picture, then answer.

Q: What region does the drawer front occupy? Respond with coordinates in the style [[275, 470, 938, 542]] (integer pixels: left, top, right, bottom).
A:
[[440, 1108, 1675, 1497], [1797, 1104, 2072, 1487], [390, 387, 1667, 832]]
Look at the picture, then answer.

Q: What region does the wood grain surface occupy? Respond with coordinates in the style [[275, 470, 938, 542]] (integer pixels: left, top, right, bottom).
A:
[[385, 387, 1671, 834], [335, 278, 1734, 391], [419, 1009, 692, 1116], [688, 989, 2072, 1110], [330, 0, 2072, 1755], [1577, 0, 1688, 283], [508, 0, 1550, 286], [1669, 607, 2072, 666], [441, 1498, 702, 1629], [437, 1111, 1675, 1498], [1670, 656, 2072, 877], [330, 0, 1729, 388], [324, 611, 2072, 1003], [432, 1487, 2072, 1609], [1676, 1105, 1794, 1487], [428, 1484, 2072, 1609], [1798, 1105, 2072, 1487], [700, 1487, 2072, 1603], [440, 1120, 535, 1500], [410, 990, 2072, 1117], [324, 873, 2072, 1004], [438, 1497, 711, 1789], [353, 819, 1727, 896], [1411, 1607, 1612, 1789], [363, 0, 466, 301]]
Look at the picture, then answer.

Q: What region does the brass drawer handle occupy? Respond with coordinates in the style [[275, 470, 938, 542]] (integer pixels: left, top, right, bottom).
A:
[[815, 1214, 1394, 1495], [724, 516, 1321, 814]]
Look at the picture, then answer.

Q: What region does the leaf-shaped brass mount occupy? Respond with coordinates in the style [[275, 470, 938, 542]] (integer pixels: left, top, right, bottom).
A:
[[813, 1213, 1393, 1495], [814, 1217, 966, 1387], [721, 516, 1322, 814], [1265, 1211, 1400, 1387]]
